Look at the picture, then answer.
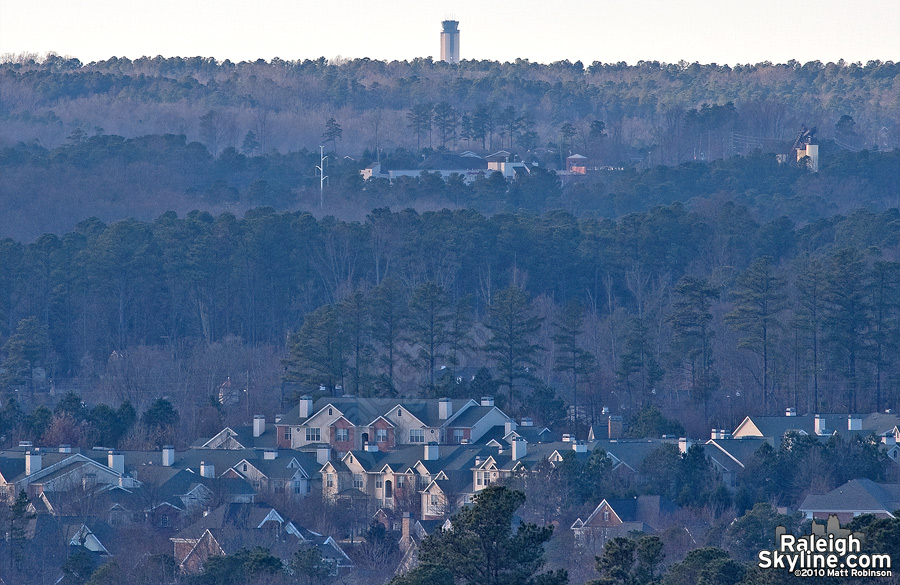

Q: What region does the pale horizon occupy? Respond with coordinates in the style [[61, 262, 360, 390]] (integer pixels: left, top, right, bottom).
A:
[[1, 0, 898, 67]]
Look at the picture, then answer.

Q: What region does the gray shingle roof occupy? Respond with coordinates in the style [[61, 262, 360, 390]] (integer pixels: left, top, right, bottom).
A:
[[800, 479, 900, 516]]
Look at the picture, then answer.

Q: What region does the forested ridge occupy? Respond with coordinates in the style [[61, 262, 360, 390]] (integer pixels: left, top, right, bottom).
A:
[[1, 54, 899, 238], [1, 54, 899, 438], [2, 197, 898, 438]]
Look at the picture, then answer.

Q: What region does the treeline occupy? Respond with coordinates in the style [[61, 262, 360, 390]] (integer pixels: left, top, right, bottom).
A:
[[0, 391, 179, 449], [2, 202, 899, 431], [1, 55, 897, 165], [1, 129, 897, 240]]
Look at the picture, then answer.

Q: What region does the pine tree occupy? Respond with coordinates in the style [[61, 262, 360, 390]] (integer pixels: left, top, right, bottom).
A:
[[553, 300, 594, 430], [284, 304, 346, 391], [822, 249, 869, 412], [407, 282, 451, 394], [484, 286, 543, 411], [725, 256, 786, 412], [668, 277, 719, 416]]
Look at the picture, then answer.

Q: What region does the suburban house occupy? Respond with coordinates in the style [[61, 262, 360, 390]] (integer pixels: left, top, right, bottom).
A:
[[732, 410, 900, 443], [275, 396, 512, 452], [799, 479, 900, 523], [195, 415, 278, 450], [702, 437, 772, 488], [171, 502, 351, 574], [0, 445, 132, 503], [571, 495, 674, 552]]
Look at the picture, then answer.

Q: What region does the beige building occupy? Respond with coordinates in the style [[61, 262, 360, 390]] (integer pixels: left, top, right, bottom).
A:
[[440, 20, 460, 64]]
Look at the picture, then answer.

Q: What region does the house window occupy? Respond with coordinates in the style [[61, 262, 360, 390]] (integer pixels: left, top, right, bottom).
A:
[[603, 511, 610, 522], [397, 475, 405, 488], [335, 428, 349, 442], [293, 481, 303, 494], [284, 427, 292, 441], [242, 463, 248, 472], [453, 429, 465, 444], [161, 515, 170, 528], [397, 408, 402, 417], [409, 429, 425, 443], [306, 427, 321, 442], [376, 428, 388, 443], [353, 474, 364, 489], [431, 494, 439, 506], [326, 474, 334, 488], [328, 408, 333, 416], [376, 478, 383, 489]]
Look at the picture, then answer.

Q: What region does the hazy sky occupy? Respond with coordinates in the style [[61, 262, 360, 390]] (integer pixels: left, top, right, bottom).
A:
[[1, 0, 898, 65]]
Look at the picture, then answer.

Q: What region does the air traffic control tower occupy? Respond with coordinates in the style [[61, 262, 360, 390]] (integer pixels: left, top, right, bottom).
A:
[[440, 20, 460, 64]]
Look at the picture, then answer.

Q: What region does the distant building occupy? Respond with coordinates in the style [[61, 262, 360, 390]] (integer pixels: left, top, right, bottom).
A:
[[441, 20, 460, 64]]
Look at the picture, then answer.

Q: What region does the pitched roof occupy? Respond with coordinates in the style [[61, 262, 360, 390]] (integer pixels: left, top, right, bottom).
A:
[[704, 437, 773, 468], [278, 397, 474, 428], [445, 405, 496, 428], [799, 479, 900, 517]]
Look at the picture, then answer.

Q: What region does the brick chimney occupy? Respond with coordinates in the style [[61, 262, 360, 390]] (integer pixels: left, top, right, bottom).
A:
[[608, 416, 623, 439]]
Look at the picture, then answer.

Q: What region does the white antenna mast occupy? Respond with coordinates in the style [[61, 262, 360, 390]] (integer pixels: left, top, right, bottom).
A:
[[316, 145, 328, 207]]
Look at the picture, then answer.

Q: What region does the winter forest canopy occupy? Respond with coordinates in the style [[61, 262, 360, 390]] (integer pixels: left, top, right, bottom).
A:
[[0, 54, 898, 441]]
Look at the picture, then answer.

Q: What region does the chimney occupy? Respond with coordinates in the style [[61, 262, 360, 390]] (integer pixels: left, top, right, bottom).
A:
[[512, 438, 527, 460], [25, 451, 42, 475], [401, 512, 412, 542], [520, 417, 534, 427], [424, 442, 439, 461], [200, 461, 215, 478], [298, 396, 314, 418], [253, 415, 265, 438], [786, 407, 796, 417], [602, 406, 610, 416], [608, 416, 623, 439], [572, 441, 587, 454], [814, 414, 826, 435], [504, 420, 517, 436], [59, 444, 72, 454], [316, 445, 331, 465], [108, 451, 125, 475], [678, 438, 692, 454], [481, 396, 494, 407], [562, 434, 573, 443], [848, 416, 862, 431], [162, 445, 175, 467], [710, 429, 720, 440], [364, 441, 379, 453], [263, 449, 277, 460], [439, 398, 452, 420]]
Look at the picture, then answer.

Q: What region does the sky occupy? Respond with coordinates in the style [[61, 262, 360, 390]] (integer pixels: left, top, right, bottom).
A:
[[1, 0, 898, 66]]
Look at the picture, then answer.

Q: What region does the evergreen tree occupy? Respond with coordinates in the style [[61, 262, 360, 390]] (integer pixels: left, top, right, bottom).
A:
[[822, 249, 869, 412], [322, 117, 342, 153], [284, 304, 346, 391], [668, 277, 719, 416], [407, 281, 452, 394], [484, 286, 544, 411], [553, 300, 594, 430], [370, 277, 407, 392], [794, 258, 826, 412], [340, 290, 373, 396], [408, 486, 567, 585], [725, 256, 786, 412]]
